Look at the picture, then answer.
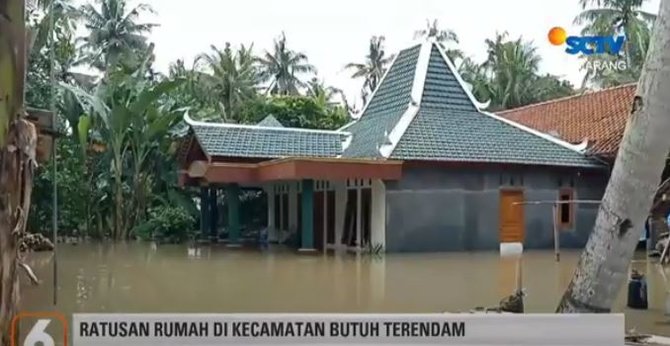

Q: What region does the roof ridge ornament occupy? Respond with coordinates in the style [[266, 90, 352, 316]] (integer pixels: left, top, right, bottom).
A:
[[430, 41, 491, 111]]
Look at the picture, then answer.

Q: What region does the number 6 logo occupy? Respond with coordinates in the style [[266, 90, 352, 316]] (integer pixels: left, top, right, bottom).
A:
[[10, 312, 68, 346]]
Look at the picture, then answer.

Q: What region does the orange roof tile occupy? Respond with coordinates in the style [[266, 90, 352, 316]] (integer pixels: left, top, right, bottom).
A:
[[498, 83, 636, 159]]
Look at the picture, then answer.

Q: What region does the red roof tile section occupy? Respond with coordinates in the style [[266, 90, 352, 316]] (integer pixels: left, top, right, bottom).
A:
[[498, 83, 636, 159]]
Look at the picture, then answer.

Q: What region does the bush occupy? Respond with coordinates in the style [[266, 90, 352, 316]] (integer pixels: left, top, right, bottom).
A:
[[134, 205, 196, 243]]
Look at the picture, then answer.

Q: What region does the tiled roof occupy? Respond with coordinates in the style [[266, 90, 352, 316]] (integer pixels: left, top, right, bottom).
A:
[[256, 115, 284, 128], [188, 119, 350, 159], [183, 40, 604, 169], [498, 84, 635, 159], [342, 44, 421, 158], [342, 40, 602, 168]]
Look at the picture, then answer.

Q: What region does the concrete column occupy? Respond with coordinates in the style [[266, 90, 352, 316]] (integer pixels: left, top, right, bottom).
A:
[[334, 182, 347, 249], [356, 187, 362, 249], [323, 185, 328, 250], [226, 184, 240, 246], [300, 179, 315, 251], [200, 187, 209, 239], [288, 182, 298, 234], [267, 185, 277, 242], [209, 187, 218, 241], [371, 180, 386, 251], [279, 186, 285, 232]]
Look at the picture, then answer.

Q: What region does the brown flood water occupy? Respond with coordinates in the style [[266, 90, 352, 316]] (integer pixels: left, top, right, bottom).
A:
[[18, 243, 670, 340]]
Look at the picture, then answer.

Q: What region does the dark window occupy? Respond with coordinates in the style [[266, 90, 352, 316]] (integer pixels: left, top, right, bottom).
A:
[[558, 189, 574, 229]]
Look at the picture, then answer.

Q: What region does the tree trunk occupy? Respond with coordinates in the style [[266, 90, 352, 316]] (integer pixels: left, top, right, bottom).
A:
[[0, 1, 38, 344], [557, 0, 670, 312], [0, 120, 37, 345]]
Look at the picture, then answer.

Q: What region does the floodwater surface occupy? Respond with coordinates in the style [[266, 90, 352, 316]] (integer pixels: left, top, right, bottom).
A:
[[18, 243, 670, 339]]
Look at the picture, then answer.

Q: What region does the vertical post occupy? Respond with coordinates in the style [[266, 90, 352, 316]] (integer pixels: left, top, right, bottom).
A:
[[334, 182, 346, 250], [279, 186, 284, 233], [553, 203, 560, 262], [267, 185, 276, 242], [288, 182, 298, 233], [47, 0, 58, 306], [209, 187, 218, 242], [227, 184, 240, 246], [300, 179, 315, 251], [200, 187, 209, 239], [356, 187, 362, 250], [323, 184, 328, 251], [370, 180, 386, 251]]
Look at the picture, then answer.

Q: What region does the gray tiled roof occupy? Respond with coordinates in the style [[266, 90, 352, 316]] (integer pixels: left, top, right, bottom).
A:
[[190, 123, 349, 159], [389, 45, 601, 167], [342, 42, 602, 168], [256, 115, 284, 128], [391, 109, 599, 167], [342, 45, 421, 158]]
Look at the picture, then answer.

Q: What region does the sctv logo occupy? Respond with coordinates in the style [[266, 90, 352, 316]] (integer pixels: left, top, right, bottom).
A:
[[10, 312, 68, 346], [548, 26, 626, 55]]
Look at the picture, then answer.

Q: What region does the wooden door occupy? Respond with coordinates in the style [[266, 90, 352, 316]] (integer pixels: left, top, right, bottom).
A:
[[499, 190, 525, 243]]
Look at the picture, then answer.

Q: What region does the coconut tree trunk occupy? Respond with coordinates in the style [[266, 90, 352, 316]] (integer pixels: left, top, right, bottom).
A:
[[0, 0, 38, 344], [557, 0, 670, 313]]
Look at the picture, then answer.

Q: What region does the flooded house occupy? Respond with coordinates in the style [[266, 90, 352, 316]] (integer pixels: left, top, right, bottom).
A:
[[178, 39, 610, 253], [498, 84, 646, 241], [499, 83, 634, 164]]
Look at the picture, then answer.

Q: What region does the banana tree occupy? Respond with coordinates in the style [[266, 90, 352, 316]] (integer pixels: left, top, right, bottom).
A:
[[63, 74, 182, 240], [126, 80, 183, 233], [0, 0, 40, 344]]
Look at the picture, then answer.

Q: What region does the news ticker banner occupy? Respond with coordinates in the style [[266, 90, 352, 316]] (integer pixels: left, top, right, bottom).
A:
[[18, 313, 625, 346]]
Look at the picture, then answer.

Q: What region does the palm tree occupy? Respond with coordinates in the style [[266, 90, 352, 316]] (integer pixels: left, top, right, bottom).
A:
[[558, 0, 670, 312], [257, 32, 316, 96], [459, 33, 574, 111], [576, 0, 656, 86], [78, 0, 156, 70], [414, 19, 463, 63], [345, 36, 394, 105], [483, 32, 543, 109], [306, 78, 343, 107], [196, 43, 259, 122], [30, 0, 81, 51]]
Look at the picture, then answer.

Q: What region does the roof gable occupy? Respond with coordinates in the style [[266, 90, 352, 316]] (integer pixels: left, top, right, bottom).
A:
[[256, 114, 284, 128], [498, 84, 635, 159]]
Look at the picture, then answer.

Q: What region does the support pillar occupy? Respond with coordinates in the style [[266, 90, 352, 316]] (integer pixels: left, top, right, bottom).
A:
[[227, 184, 241, 246], [267, 186, 277, 242], [371, 180, 386, 251], [200, 187, 209, 239], [288, 182, 298, 233], [334, 182, 347, 250], [356, 187, 362, 249], [209, 187, 218, 242], [300, 179, 315, 252]]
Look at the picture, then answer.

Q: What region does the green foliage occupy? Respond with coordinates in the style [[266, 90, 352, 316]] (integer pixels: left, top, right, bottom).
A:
[[78, 0, 157, 70], [29, 137, 89, 236], [134, 205, 196, 243], [575, 0, 656, 87], [459, 32, 575, 111], [345, 36, 394, 105], [240, 95, 349, 130], [257, 32, 316, 96]]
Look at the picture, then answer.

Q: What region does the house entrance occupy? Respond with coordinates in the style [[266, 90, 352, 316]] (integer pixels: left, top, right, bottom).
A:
[[499, 190, 525, 243]]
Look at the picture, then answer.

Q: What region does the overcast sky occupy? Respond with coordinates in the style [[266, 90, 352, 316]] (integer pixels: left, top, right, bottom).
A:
[[129, 0, 661, 107]]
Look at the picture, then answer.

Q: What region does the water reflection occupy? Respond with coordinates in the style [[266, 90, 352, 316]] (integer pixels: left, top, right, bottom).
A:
[[18, 243, 670, 335]]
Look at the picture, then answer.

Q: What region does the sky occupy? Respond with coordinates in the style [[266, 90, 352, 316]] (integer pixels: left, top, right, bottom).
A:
[[127, 0, 661, 107]]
